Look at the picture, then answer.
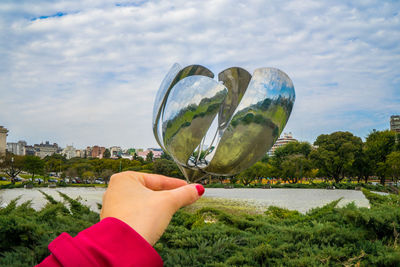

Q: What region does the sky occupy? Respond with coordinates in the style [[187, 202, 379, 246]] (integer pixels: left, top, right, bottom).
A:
[[0, 0, 399, 149]]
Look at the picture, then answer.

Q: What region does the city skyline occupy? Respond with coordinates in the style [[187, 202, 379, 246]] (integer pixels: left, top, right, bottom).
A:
[[6, 138, 161, 152], [5, 137, 164, 160], [1, 0, 399, 148]]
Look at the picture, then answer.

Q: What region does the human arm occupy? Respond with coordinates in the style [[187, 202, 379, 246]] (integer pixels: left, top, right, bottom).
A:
[[37, 171, 204, 266]]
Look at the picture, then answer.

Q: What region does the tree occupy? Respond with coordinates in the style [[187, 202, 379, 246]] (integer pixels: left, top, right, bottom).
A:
[[153, 159, 183, 178], [215, 176, 226, 184], [100, 169, 114, 185], [73, 163, 93, 178], [135, 154, 145, 164], [45, 158, 63, 175], [65, 167, 77, 182], [248, 162, 269, 184], [281, 154, 311, 184], [160, 152, 172, 160], [365, 130, 396, 185], [146, 151, 154, 162], [274, 141, 312, 165], [237, 168, 257, 186], [103, 149, 111, 159], [352, 145, 372, 183], [140, 162, 154, 173], [60, 172, 66, 182], [43, 154, 67, 177], [307, 168, 319, 182], [310, 131, 362, 183], [82, 171, 96, 184], [43, 153, 66, 162], [261, 154, 269, 163], [386, 151, 400, 184], [271, 141, 312, 182], [118, 158, 134, 172], [89, 158, 108, 176], [0, 154, 25, 183], [228, 175, 238, 184], [24, 156, 45, 181], [235, 162, 269, 185]]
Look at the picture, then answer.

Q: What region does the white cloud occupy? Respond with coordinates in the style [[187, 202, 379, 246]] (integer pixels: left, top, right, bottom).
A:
[[0, 0, 399, 148]]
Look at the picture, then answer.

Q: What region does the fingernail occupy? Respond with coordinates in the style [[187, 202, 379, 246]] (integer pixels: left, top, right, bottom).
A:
[[195, 184, 205, 196]]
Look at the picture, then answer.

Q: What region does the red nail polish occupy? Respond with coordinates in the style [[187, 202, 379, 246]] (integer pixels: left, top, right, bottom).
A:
[[195, 184, 205, 196]]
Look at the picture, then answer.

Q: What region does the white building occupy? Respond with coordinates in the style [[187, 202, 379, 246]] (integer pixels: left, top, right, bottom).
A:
[[121, 154, 133, 160], [268, 132, 298, 156], [391, 115, 400, 133], [34, 141, 59, 158], [62, 145, 77, 159], [7, 140, 27, 155], [137, 148, 163, 160], [7, 142, 18, 155], [76, 149, 84, 158], [109, 146, 122, 158]]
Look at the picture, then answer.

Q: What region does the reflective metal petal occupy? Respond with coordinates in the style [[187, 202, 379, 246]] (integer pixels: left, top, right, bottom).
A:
[[162, 75, 228, 168], [152, 63, 182, 150], [218, 67, 251, 130], [153, 64, 182, 131], [152, 64, 214, 150], [204, 68, 295, 176]]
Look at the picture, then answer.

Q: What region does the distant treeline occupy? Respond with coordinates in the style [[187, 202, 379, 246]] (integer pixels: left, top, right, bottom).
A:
[[1, 129, 399, 186]]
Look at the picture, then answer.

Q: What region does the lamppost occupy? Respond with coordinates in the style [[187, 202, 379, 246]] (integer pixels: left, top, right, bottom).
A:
[[11, 156, 14, 183]]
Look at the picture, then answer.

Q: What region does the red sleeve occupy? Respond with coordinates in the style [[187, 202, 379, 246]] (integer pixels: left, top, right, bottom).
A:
[[36, 217, 163, 267]]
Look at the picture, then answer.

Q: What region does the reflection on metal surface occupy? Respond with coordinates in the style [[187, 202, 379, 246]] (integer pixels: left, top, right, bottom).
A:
[[204, 68, 295, 176], [152, 64, 214, 151], [153, 64, 295, 182], [162, 76, 227, 167], [218, 67, 251, 131]]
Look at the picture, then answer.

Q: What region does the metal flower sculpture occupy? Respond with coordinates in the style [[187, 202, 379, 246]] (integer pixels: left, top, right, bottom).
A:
[[153, 63, 295, 182]]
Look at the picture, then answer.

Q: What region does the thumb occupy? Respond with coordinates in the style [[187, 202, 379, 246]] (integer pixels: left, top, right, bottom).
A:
[[168, 184, 205, 210]]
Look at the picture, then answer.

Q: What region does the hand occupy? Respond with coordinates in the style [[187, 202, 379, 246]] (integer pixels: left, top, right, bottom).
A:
[[100, 171, 204, 245]]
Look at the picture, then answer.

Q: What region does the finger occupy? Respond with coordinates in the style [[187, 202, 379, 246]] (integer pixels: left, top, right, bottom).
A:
[[167, 184, 204, 210], [135, 172, 188, 191]]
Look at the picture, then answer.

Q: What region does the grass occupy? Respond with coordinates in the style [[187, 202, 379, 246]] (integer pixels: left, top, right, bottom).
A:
[[0, 181, 23, 186], [65, 183, 107, 188], [0, 182, 106, 189], [183, 197, 262, 215], [19, 174, 45, 179], [205, 181, 393, 193]]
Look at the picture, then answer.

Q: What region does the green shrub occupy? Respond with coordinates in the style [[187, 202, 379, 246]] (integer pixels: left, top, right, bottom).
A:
[[0, 192, 99, 266], [157, 190, 400, 266], [1, 189, 399, 266]]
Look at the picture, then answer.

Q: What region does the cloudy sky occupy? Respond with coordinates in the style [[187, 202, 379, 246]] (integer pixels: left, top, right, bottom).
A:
[[1, 0, 399, 149]]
